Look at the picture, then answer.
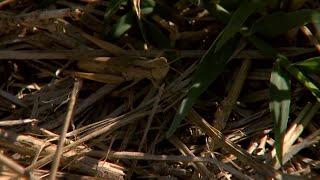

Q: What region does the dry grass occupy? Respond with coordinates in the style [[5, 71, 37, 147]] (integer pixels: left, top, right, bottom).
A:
[[0, 1, 319, 179]]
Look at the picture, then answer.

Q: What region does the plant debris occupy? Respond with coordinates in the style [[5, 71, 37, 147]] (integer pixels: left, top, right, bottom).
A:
[[0, 1, 319, 179]]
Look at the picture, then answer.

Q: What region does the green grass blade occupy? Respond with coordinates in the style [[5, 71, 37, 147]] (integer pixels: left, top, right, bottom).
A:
[[215, 0, 267, 51], [292, 57, 320, 73], [111, 12, 134, 38], [270, 59, 291, 164], [248, 35, 320, 101], [285, 59, 320, 101], [249, 35, 320, 164], [247, 35, 278, 57], [166, 0, 269, 137], [166, 37, 239, 137], [189, 1, 232, 25], [104, 0, 127, 22], [141, 0, 156, 15], [250, 9, 320, 37]]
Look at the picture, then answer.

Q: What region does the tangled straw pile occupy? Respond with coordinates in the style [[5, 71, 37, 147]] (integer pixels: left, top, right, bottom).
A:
[[0, 1, 319, 179]]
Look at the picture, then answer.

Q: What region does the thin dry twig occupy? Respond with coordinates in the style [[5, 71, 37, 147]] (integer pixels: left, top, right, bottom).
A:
[[41, 84, 117, 130], [0, 128, 125, 179], [0, 153, 25, 176], [0, 119, 37, 126], [25, 111, 150, 172], [0, 9, 80, 33], [187, 108, 281, 178], [0, 0, 15, 9], [214, 58, 251, 130], [78, 29, 126, 55], [49, 79, 82, 180], [272, 102, 320, 169], [0, 2, 319, 178], [0, 48, 313, 60], [86, 150, 214, 163], [283, 129, 320, 165], [168, 135, 212, 178], [139, 84, 164, 149], [300, 26, 320, 53]]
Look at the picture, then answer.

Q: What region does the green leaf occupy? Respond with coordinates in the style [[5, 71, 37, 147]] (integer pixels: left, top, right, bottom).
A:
[[247, 35, 279, 57], [215, 0, 267, 51], [292, 57, 320, 73], [285, 59, 320, 101], [166, 0, 269, 137], [166, 37, 239, 137], [251, 9, 320, 37], [141, 0, 156, 15], [269, 59, 291, 164], [248, 35, 320, 101], [188, 0, 231, 23], [142, 0, 156, 8], [212, 4, 232, 23], [111, 12, 134, 38], [248, 35, 320, 164], [143, 19, 170, 48], [104, 0, 127, 21], [249, 35, 320, 164]]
